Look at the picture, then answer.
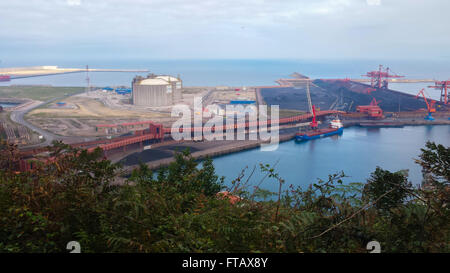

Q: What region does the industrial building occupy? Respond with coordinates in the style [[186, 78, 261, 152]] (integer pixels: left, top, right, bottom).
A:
[[132, 74, 182, 106]]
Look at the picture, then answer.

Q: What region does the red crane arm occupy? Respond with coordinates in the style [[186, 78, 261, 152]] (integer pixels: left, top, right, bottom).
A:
[[310, 105, 318, 128], [415, 88, 433, 111]]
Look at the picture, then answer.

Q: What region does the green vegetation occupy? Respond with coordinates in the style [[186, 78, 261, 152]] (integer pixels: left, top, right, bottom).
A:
[[0, 141, 448, 253], [0, 86, 83, 101]]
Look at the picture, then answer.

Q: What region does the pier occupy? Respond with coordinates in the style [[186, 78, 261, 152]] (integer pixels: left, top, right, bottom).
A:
[[0, 66, 149, 79]]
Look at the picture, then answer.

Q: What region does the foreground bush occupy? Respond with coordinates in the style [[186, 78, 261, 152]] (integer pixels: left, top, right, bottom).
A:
[[0, 141, 448, 253]]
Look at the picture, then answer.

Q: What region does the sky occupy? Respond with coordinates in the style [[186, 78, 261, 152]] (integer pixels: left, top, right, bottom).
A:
[[0, 0, 449, 62]]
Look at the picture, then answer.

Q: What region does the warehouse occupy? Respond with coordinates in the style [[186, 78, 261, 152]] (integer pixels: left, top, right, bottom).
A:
[[132, 74, 182, 107]]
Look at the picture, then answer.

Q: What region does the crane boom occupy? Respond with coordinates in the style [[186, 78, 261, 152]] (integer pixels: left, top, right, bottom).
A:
[[306, 80, 313, 114], [310, 105, 318, 128], [415, 88, 436, 112], [415, 88, 436, 121]]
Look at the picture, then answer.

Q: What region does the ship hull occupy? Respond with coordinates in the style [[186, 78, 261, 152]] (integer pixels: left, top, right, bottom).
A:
[[295, 127, 343, 141]]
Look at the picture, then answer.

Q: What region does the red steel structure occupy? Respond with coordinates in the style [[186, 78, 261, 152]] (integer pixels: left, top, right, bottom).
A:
[[362, 65, 404, 89], [428, 81, 450, 105], [415, 88, 436, 113], [355, 88, 383, 118], [356, 96, 383, 118], [15, 110, 343, 171], [105, 110, 342, 152], [369, 97, 381, 106], [22, 110, 342, 157], [310, 105, 318, 128], [356, 105, 383, 118]]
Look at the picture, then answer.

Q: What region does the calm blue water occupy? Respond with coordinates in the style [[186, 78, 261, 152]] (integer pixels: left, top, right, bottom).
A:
[[209, 125, 450, 192]]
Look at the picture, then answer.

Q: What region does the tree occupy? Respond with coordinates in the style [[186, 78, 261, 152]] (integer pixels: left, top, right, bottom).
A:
[[416, 141, 450, 188], [1, 141, 449, 253], [363, 167, 413, 212]]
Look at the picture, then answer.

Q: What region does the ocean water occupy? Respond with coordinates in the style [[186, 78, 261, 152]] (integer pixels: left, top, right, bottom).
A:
[[1, 59, 449, 97], [209, 125, 450, 193]]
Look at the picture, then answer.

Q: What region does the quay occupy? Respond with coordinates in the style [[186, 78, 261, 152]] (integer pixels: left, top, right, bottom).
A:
[[0, 66, 149, 79]]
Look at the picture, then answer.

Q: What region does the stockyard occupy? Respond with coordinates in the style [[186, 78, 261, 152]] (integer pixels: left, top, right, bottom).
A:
[[2, 82, 261, 142], [24, 85, 248, 138], [26, 93, 173, 137]]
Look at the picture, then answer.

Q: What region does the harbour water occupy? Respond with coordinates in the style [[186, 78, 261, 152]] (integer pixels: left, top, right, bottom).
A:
[[209, 125, 450, 193]]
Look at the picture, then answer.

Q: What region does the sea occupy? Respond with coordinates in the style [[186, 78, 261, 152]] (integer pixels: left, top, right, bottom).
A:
[[1, 58, 448, 101], [208, 125, 450, 193]]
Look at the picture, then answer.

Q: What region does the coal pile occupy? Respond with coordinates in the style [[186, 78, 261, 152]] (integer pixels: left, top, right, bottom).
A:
[[314, 80, 430, 112], [261, 85, 337, 111], [120, 144, 201, 166], [260, 80, 439, 113]]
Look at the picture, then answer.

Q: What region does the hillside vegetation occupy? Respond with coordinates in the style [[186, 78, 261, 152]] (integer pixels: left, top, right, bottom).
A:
[[0, 141, 448, 253], [0, 86, 83, 101]]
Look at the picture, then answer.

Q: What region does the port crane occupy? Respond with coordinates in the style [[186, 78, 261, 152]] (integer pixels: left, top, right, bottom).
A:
[[428, 81, 450, 105], [362, 65, 404, 89], [306, 80, 313, 114], [305, 80, 319, 129], [415, 88, 436, 121], [310, 105, 318, 129], [370, 97, 381, 106]]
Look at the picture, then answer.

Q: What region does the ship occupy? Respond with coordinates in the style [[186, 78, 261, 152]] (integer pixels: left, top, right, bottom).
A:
[[295, 106, 344, 141], [0, 75, 11, 82]]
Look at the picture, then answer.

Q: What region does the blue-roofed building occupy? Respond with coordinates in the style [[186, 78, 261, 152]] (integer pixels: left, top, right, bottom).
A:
[[230, 100, 256, 105], [115, 88, 132, 95]]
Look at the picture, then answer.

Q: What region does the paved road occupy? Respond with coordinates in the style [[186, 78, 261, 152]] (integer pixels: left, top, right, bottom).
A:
[[9, 91, 96, 149], [9, 99, 59, 148]]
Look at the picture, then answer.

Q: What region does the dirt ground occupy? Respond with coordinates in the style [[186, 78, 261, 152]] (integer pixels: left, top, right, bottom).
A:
[[209, 89, 256, 104], [24, 87, 237, 137], [28, 96, 171, 119], [26, 95, 177, 137], [23, 86, 266, 138]]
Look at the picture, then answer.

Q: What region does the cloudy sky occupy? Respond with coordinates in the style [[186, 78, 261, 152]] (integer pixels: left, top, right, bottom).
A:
[[1, 0, 449, 61]]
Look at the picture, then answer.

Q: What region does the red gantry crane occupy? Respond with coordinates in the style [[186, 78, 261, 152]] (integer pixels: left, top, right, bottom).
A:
[[362, 65, 404, 89], [415, 88, 436, 121], [428, 81, 450, 105]]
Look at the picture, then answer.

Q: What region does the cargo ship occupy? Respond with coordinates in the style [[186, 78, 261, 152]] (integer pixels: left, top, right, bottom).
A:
[[295, 122, 343, 141], [295, 105, 343, 141], [0, 75, 11, 82]]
